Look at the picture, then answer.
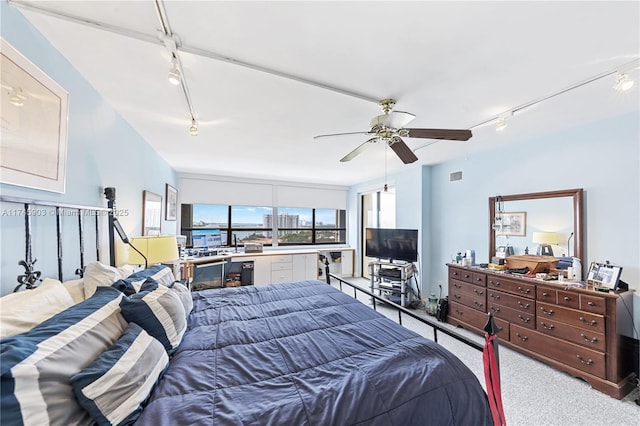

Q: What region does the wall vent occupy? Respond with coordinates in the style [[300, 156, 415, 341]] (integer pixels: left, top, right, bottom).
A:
[[450, 171, 463, 182]]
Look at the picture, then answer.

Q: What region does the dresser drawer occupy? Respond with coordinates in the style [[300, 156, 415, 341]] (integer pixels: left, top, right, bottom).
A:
[[488, 302, 535, 329], [449, 267, 465, 281], [451, 279, 486, 297], [580, 294, 606, 315], [271, 269, 293, 283], [537, 302, 605, 333], [487, 276, 535, 299], [537, 287, 557, 303], [510, 324, 606, 379], [450, 287, 486, 311], [557, 290, 580, 309], [487, 290, 534, 314], [537, 318, 606, 352], [448, 301, 489, 330]]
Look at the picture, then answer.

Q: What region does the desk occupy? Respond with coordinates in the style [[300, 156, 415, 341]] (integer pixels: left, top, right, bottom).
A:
[[180, 249, 320, 287]]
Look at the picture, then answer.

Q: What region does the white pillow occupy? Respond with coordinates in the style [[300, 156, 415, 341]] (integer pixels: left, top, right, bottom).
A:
[[0, 278, 75, 337], [63, 278, 86, 304], [83, 262, 134, 299]]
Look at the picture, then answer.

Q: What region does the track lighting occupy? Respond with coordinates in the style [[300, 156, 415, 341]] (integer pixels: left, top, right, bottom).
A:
[[189, 119, 198, 136], [168, 57, 181, 85], [495, 118, 507, 132], [614, 72, 634, 92]]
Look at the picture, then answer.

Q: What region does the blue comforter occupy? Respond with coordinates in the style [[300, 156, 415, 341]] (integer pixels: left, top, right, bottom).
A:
[[136, 280, 492, 425]]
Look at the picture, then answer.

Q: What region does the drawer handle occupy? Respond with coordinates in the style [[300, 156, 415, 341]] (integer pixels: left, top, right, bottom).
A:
[[517, 314, 531, 323], [454, 294, 462, 299], [515, 333, 528, 342], [576, 355, 594, 366], [476, 277, 484, 282], [473, 289, 484, 295], [452, 272, 459, 276], [540, 322, 555, 330], [540, 307, 554, 315], [580, 333, 598, 344], [492, 281, 501, 286], [517, 301, 530, 309], [579, 317, 598, 327], [542, 292, 549, 297], [456, 309, 463, 315], [474, 301, 484, 308], [563, 296, 571, 301], [490, 306, 501, 313], [464, 274, 471, 279], [587, 301, 595, 306], [517, 286, 531, 294], [490, 294, 500, 300], [454, 283, 462, 288]]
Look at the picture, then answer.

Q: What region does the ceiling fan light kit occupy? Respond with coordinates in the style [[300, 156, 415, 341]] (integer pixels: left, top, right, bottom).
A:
[[317, 98, 473, 165]]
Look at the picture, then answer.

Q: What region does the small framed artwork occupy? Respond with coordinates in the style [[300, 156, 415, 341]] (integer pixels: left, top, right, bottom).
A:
[[586, 262, 623, 290], [495, 212, 526, 236], [165, 184, 177, 221], [142, 190, 162, 236]]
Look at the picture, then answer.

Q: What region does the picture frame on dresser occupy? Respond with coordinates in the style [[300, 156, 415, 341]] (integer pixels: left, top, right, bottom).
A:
[[586, 262, 622, 290]]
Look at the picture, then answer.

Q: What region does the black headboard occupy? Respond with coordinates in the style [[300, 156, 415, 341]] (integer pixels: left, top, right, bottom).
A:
[[0, 194, 113, 292]]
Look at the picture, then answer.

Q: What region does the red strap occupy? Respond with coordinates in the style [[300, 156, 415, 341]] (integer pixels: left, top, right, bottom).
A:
[[483, 333, 506, 426]]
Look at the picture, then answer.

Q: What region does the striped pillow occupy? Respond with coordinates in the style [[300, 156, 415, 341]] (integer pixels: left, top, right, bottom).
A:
[[71, 322, 169, 426], [120, 280, 186, 353], [0, 286, 126, 426], [125, 264, 176, 291]]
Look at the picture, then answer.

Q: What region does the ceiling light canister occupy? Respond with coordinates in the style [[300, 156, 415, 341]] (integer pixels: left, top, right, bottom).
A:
[[168, 57, 181, 85], [189, 119, 198, 136], [614, 72, 634, 92], [495, 118, 507, 132]]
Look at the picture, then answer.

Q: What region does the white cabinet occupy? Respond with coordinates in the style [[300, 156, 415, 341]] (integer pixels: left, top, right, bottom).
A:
[[234, 252, 318, 285], [234, 256, 272, 285], [271, 255, 293, 283], [319, 249, 355, 278], [293, 253, 319, 281]]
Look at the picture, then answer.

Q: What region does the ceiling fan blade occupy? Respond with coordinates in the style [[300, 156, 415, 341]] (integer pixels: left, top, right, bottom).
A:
[[340, 138, 378, 162], [388, 137, 418, 164], [314, 131, 371, 140], [405, 128, 472, 141]]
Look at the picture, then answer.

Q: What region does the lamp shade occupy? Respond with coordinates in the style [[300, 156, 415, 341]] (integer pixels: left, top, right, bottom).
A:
[[129, 235, 179, 266], [532, 232, 558, 245]]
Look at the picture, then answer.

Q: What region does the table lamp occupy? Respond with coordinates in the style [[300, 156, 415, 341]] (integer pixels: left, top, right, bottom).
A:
[[532, 232, 558, 256], [128, 235, 179, 268]]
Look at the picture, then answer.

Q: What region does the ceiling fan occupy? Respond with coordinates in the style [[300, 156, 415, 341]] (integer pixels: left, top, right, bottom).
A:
[[314, 99, 472, 164]]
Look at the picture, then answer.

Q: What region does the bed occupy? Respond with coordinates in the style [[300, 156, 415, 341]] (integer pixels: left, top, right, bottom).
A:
[[0, 194, 495, 425]]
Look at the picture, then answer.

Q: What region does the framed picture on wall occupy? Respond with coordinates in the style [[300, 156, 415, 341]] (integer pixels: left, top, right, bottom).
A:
[[143, 190, 162, 236], [0, 38, 69, 193], [165, 184, 177, 221], [495, 212, 526, 236]]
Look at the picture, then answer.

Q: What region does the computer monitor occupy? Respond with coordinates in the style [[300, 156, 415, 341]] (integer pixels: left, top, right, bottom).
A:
[[192, 230, 222, 249]]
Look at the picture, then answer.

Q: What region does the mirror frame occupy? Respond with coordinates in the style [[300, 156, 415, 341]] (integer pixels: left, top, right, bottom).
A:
[[489, 188, 584, 264], [142, 190, 162, 236]]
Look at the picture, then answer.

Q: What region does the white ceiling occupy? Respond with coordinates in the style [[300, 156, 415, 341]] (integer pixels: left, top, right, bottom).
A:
[[12, 1, 640, 186]]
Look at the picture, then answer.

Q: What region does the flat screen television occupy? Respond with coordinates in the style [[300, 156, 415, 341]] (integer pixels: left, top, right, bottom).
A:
[[192, 230, 222, 249], [365, 228, 418, 262]]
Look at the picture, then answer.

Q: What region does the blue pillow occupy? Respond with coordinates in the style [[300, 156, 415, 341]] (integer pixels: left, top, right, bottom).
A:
[[71, 322, 169, 426], [120, 280, 186, 353], [111, 265, 176, 296], [0, 287, 126, 426]]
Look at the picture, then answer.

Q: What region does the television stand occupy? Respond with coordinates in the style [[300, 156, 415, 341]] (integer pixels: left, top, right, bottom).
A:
[[369, 261, 415, 308]]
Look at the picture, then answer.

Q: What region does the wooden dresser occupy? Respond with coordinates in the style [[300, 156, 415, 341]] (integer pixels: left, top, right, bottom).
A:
[[447, 264, 636, 399]]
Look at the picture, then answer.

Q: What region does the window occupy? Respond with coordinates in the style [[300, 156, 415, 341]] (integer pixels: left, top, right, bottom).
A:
[[181, 204, 346, 247]]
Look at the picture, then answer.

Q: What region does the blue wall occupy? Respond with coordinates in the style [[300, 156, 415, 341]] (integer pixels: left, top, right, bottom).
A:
[[0, 3, 177, 295], [349, 110, 639, 338]]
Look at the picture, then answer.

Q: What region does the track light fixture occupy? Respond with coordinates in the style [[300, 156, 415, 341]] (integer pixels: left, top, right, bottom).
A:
[[495, 118, 507, 132], [614, 72, 634, 92], [168, 57, 181, 85], [189, 119, 198, 136]]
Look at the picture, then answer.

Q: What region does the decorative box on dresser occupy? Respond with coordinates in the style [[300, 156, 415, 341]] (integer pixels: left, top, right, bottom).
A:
[[447, 264, 636, 399]]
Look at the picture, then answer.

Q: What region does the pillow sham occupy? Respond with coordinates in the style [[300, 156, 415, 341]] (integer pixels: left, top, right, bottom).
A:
[[63, 278, 85, 304], [119, 280, 186, 354], [0, 278, 74, 338], [124, 264, 176, 290], [83, 261, 134, 299], [169, 281, 193, 317], [71, 322, 169, 426], [0, 286, 127, 426]]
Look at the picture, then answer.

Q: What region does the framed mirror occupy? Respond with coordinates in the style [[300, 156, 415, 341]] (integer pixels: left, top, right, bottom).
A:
[[142, 190, 162, 236], [489, 188, 584, 265]]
